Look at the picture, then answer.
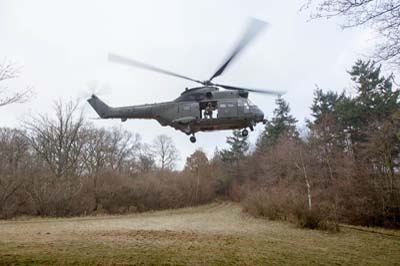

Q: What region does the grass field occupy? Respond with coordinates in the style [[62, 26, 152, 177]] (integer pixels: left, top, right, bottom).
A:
[[0, 202, 399, 265]]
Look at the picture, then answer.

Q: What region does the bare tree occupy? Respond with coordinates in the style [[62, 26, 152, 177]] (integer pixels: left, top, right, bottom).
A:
[[304, 0, 400, 66], [152, 134, 179, 170], [106, 126, 141, 173], [292, 142, 313, 211], [0, 62, 32, 107], [184, 149, 213, 205], [81, 126, 109, 177], [24, 100, 86, 178], [80, 125, 142, 211], [0, 128, 30, 216], [137, 143, 156, 173], [22, 100, 87, 215]]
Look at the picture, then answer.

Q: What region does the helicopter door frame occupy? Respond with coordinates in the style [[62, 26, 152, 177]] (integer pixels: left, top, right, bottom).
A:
[[200, 101, 218, 120]]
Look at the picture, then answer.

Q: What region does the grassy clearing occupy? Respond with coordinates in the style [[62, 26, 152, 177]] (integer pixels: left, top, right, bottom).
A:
[[0, 202, 399, 265]]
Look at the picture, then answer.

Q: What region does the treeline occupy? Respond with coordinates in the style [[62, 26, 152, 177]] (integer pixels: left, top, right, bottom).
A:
[[1, 59, 399, 230], [227, 60, 400, 229], [0, 102, 217, 217]]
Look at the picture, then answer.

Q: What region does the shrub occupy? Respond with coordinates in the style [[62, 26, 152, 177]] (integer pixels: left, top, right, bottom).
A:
[[242, 186, 340, 232], [295, 205, 340, 232], [242, 186, 299, 221]]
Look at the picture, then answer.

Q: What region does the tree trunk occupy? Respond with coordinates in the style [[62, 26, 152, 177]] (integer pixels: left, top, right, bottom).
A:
[[295, 149, 312, 211]]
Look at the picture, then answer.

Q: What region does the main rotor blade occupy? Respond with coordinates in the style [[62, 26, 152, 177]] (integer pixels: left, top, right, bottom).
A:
[[215, 83, 285, 96], [209, 18, 268, 81], [108, 53, 204, 85]]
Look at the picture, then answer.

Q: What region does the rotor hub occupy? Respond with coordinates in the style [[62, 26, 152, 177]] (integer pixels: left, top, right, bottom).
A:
[[203, 80, 213, 86]]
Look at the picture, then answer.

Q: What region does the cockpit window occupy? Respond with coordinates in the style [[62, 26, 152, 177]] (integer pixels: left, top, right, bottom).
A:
[[247, 99, 255, 106]]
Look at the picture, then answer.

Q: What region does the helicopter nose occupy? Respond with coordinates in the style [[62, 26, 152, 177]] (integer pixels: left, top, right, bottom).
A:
[[255, 108, 264, 122]]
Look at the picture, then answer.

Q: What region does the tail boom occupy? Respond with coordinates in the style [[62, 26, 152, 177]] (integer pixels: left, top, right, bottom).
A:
[[87, 95, 154, 120]]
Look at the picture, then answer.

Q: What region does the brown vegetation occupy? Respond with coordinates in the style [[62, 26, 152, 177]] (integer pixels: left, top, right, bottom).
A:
[[238, 60, 400, 229], [0, 100, 216, 218]]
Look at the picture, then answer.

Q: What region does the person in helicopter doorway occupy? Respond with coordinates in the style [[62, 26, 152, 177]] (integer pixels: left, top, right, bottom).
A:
[[204, 102, 214, 119]]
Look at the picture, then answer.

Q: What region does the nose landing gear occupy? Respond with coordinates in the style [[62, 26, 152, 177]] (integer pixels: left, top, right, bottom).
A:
[[190, 135, 196, 143]]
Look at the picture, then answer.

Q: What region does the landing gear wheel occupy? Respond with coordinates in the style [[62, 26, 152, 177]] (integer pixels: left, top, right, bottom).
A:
[[242, 129, 249, 137], [190, 136, 196, 143]]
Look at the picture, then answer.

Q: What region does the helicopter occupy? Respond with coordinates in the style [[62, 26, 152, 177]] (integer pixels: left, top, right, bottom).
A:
[[88, 18, 284, 143]]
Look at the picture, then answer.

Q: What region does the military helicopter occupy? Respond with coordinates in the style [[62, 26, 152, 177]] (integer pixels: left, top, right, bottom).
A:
[[88, 18, 283, 143]]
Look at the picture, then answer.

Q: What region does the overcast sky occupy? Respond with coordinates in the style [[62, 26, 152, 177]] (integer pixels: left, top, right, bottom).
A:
[[0, 0, 388, 168]]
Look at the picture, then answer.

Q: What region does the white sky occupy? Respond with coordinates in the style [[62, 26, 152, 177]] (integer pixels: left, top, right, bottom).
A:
[[0, 0, 386, 168]]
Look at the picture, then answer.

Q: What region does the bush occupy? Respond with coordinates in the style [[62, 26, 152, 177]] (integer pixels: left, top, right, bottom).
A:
[[242, 186, 300, 221], [295, 205, 339, 232], [242, 186, 340, 232], [242, 190, 284, 220]]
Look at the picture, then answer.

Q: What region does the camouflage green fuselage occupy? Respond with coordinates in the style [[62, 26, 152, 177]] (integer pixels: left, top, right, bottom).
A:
[[88, 87, 264, 135]]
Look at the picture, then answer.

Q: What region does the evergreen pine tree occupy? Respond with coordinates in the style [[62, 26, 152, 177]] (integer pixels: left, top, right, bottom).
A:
[[309, 60, 399, 154], [349, 60, 399, 125], [308, 88, 350, 150], [220, 130, 249, 165], [258, 96, 299, 149]]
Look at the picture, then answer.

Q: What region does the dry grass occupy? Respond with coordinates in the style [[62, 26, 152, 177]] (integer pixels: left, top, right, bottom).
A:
[[0, 202, 399, 265]]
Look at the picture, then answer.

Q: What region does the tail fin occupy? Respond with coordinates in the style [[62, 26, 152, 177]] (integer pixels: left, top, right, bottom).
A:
[[87, 95, 111, 118]]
